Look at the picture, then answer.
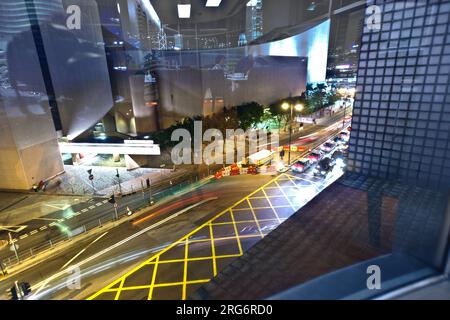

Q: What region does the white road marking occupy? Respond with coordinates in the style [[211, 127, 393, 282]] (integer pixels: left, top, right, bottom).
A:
[[33, 218, 59, 221], [96, 202, 102, 207], [19, 234, 28, 240], [45, 204, 71, 211], [60, 232, 109, 270], [39, 226, 47, 231], [29, 230, 38, 235], [88, 205, 96, 210], [81, 209, 89, 213], [31, 197, 217, 298], [0, 225, 27, 233]]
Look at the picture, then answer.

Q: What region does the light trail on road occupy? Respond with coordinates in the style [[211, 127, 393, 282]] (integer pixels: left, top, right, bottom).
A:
[[132, 192, 219, 225], [30, 197, 218, 299]]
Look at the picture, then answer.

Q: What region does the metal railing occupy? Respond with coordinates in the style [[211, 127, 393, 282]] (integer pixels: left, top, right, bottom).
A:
[[0, 169, 216, 272]]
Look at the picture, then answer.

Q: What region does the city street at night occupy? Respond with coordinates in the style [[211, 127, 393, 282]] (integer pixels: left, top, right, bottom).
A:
[[0, 0, 449, 311]]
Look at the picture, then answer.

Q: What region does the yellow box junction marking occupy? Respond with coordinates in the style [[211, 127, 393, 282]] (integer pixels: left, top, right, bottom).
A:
[[89, 173, 313, 300]]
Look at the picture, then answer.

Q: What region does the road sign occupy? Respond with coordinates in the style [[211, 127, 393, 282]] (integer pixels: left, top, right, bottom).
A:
[[114, 203, 118, 208], [89, 175, 94, 181], [9, 244, 19, 252]]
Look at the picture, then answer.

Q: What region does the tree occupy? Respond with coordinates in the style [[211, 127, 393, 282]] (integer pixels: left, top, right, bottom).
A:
[[236, 101, 264, 130], [268, 102, 287, 130], [326, 90, 341, 108]]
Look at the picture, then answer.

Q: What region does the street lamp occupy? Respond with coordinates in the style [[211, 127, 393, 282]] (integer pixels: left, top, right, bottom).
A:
[[282, 101, 303, 166]]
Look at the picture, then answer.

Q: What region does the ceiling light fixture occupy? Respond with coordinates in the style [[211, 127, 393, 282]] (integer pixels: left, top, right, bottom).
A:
[[206, 0, 222, 7], [177, 4, 191, 18]]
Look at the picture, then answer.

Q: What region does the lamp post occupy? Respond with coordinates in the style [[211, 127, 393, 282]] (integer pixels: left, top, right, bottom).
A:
[[282, 101, 304, 166]]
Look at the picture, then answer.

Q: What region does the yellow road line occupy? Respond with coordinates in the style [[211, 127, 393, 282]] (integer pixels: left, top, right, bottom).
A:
[[182, 238, 189, 300], [148, 256, 159, 300], [104, 279, 211, 293], [274, 180, 296, 211], [245, 199, 264, 238], [209, 223, 217, 277], [249, 195, 287, 199], [229, 209, 243, 255], [114, 278, 125, 300], [211, 218, 279, 227], [261, 188, 282, 223], [145, 253, 242, 265], [88, 174, 286, 300], [232, 205, 292, 211]]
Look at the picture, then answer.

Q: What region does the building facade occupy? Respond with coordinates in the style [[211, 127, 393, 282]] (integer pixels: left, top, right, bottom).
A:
[[348, 0, 450, 190]]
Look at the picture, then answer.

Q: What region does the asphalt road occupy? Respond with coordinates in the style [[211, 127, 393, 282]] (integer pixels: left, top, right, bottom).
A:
[[0, 175, 274, 299], [0, 170, 208, 267], [0, 109, 350, 300]]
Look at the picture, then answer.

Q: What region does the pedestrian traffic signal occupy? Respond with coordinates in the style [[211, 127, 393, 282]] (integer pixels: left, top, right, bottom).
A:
[[8, 286, 18, 300], [21, 282, 31, 296], [108, 195, 116, 204]]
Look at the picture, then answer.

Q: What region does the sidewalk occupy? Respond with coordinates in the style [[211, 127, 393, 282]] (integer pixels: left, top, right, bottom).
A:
[[44, 165, 184, 196], [0, 174, 214, 281]]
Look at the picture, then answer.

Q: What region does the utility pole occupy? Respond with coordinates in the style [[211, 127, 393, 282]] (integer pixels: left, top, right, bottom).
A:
[[342, 103, 347, 128], [114, 203, 119, 220], [149, 179, 153, 204], [87, 169, 95, 195], [9, 233, 20, 264], [14, 281, 22, 300], [116, 169, 122, 195], [288, 102, 293, 166], [282, 94, 304, 166], [109, 195, 119, 220]]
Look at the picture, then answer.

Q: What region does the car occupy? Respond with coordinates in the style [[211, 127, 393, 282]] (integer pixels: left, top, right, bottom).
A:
[[320, 141, 337, 153], [332, 150, 348, 168], [313, 157, 335, 177], [339, 131, 350, 142], [333, 136, 344, 145], [308, 150, 323, 163], [291, 158, 312, 173]]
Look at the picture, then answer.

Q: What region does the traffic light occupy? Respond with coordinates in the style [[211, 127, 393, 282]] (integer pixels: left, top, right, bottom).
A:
[[20, 282, 31, 296], [108, 195, 116, 204], [8, 286, 18, 300]]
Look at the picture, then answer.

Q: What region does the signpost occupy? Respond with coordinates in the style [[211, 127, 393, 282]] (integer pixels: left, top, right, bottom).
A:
[[87, 169, 95, 194], [8, 233, 20, 264], [114, 202, 119, 220], [116, 168, 122, 195]]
